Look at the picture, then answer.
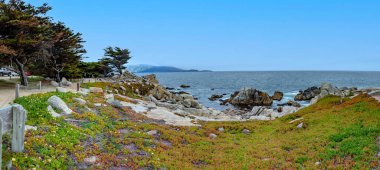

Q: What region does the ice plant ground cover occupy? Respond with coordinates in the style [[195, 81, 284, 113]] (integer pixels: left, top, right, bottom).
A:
[[1, 91, 379, 169]]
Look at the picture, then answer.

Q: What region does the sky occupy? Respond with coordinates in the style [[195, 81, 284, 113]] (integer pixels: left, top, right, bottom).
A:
[[26, 0, 380, 71]]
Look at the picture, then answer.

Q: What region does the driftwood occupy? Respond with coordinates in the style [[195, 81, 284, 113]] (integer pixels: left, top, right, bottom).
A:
[[0, 104, 27, 168]]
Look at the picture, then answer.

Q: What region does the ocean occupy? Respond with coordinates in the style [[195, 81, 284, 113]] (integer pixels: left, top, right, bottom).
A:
[[138, 71, 380, 110]]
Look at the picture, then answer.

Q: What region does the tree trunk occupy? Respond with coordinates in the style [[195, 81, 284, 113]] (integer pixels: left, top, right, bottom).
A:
[[14, 59, 28, 86]]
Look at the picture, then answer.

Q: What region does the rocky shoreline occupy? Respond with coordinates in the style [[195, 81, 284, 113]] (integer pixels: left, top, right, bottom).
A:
[[49, 72, 380, 126]]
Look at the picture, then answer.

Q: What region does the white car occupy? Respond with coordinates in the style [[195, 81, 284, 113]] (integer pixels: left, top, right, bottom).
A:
[[0, 67, 11, 76], [0, 67, 19, 76]]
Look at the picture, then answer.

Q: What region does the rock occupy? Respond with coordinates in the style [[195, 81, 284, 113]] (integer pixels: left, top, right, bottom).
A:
[[182, 99, 192, 108], [229, 88, 273, 108], [310, 96, 321, 105], [47, 105, 62, 117], [74, 98, 87, 105], [147, 130, 158, 135], [180, 94, 194, 100], [66, 81, 72, 86], [142, 74, 159, 84], [245, 106, 299, 120], [277, 106, 283, 112], [61, 77, 68, 85], [94, 103, 102, 107], [89, 87, 103, 93], [178, 91, 189, 94], [287, 100, 301, 107], [180, 84, 190, 88], [209, 133, 217, 139], [297, 122, 304, 128], [56, 87, 69, 93], [47, 96, 73, 115], [294, 86, 320, 101], [242, 129, 250, 134], [208, 94, 223, 101], [280, 106, 299, 116], [320, 83, 342, 97], [84, 156, 97, 164], [315, 162, 321, 166], [218, 127, 225, 132], [151, 86, 172, 100], [25, 125, 37, 131], [166, 87, 175, 90], [249, 106, 267, 116], [60, 77, 72, 86], [272, 91, 283, 101], [309, 83, 358, 104], [289, 117, 304, 124], [106, 99, 124, 108], [79, 88, 90, 96], [190, 100, 202, 109], [119, 86, 126, 91], [135, 88, 140, 94], [51, 81, 59, 87]]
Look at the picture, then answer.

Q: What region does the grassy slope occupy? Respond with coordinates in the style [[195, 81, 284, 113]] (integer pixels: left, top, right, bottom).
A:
[[2, 92, 379, 169]]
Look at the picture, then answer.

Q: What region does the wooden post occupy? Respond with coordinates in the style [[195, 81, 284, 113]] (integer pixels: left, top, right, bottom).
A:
[[11, 105, 26, 152], [15, 84, 19, 99], [0, 118, 3, 168], [39, 81, 42, 90], [77, 83, 80, 91]]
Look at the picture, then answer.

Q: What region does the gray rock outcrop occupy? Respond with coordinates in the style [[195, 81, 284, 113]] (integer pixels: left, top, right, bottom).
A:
[[294, 86, 320, 101]]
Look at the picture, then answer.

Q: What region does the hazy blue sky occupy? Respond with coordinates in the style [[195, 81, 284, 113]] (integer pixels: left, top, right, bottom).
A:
[[27, 0, 380, 71]]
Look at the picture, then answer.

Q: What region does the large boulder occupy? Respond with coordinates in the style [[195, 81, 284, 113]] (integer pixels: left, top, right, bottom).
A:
[[229, 88, 273, 108], [272, 91, 283, 101], [47, 95, 73, 115], [294, 86, 320, 101]]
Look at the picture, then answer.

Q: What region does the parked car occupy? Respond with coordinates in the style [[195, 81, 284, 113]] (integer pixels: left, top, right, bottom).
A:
[[0, 67, 12, 76], [10, 71, 19, 76]]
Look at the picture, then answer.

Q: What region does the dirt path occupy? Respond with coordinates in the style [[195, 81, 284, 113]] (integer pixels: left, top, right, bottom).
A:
[[0, 85, 77, 108]]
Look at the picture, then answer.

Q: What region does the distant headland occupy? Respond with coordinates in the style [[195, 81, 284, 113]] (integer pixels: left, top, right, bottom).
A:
[[127, 64, 212, 73]]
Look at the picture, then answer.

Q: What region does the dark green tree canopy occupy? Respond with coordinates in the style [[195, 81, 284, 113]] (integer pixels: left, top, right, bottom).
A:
[[39, 22, 86, 81], [0, 0, 52, 85], [103, 46, 131, 75]]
